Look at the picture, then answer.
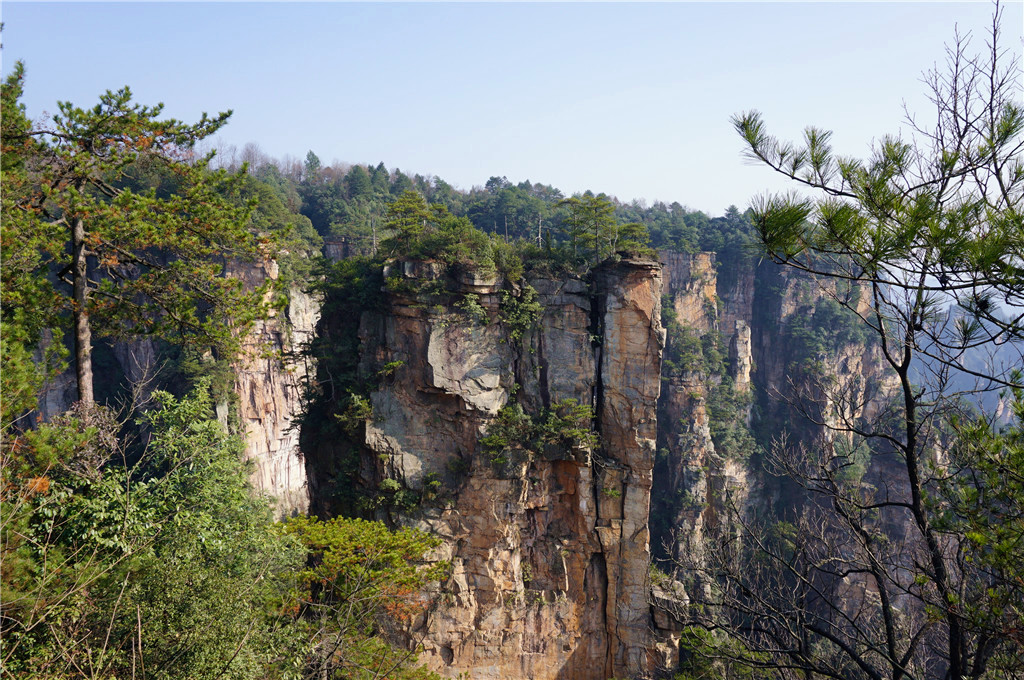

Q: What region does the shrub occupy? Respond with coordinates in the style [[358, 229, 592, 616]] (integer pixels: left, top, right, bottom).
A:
[[499, 285, 543, 343]]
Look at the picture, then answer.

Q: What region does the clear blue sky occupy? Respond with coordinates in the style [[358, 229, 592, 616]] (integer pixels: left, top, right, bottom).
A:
[[3, 1, 1021, 215]]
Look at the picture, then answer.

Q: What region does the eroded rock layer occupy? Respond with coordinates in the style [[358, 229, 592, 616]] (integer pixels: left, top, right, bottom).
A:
[[325, 258, 664, 679], [232, 260, 319, 516]]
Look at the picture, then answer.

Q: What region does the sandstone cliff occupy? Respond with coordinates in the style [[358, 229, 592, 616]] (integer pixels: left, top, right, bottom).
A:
[[305, 257, 665, 679], [286, 248, 896, 679], [230, 260, 318, 516]]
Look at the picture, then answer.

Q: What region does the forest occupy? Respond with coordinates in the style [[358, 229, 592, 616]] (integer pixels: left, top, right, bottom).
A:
[[2, 6, 1022, 680]]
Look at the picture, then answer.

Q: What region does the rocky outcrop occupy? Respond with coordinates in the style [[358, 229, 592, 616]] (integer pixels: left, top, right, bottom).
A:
[[728, 320, 752, 393], [231, 259, 319, 516], [299, 248, 902, 679], [660, 251, 716, 333], [323, 258, 665, 679], [654, 374, 713, 563], [592, 261, 666, 675]]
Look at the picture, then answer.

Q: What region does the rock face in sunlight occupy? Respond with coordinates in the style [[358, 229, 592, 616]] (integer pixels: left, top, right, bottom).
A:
[[231, 259, 318, 517], [312, 258, 665, 679], [290, 250, 897, 679]]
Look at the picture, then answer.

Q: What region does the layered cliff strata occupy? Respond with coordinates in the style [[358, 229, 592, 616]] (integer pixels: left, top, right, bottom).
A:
[[35, 258, 317, 518], [308, 257, 664, 679], [231, 259, 319, 516]]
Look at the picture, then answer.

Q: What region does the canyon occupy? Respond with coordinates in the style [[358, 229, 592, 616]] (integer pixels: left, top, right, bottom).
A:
[[35, 249, 894, 679]]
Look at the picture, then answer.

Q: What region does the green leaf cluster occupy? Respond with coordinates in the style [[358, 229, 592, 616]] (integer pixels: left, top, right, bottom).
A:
[[279, 515, 448, 680], [1, 385, 303, 680], [480, 399, 599, 467]]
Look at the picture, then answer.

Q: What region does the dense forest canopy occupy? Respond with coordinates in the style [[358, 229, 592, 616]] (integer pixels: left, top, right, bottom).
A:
[[211, 144, 755, 265]]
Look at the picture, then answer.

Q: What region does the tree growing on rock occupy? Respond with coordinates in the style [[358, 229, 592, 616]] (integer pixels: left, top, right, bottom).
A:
[[675, 5, 1023, 679]]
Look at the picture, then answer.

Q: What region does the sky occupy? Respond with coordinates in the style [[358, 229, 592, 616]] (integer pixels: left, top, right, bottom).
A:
[[3, 1, 1022, 215]]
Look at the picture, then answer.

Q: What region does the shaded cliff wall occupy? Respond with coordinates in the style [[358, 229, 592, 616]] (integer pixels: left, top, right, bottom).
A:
[[304, 258, 664, 680], [653, 253, 718, 565], [651, 250, 894, 565], [652, 252, 752, 569], [744, 263, 898, 514]]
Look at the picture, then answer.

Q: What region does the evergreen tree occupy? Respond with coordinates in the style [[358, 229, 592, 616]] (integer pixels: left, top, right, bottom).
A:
[[344, 164, 372, 199], [679, 7, 1023, 678], [370, 162, 390, 195], [1, 62, 64, 426], [1, 71, 270, 410]]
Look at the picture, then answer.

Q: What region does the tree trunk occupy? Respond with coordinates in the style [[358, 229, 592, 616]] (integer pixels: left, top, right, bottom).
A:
[[72, 215, 94, 409]]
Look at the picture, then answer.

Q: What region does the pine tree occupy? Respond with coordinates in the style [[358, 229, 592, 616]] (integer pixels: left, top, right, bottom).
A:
[[1, 69, 270, 410], [678, 6, 1023, 678]]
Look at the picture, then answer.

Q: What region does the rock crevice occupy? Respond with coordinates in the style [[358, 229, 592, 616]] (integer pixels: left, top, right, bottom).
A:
[[334, 258, 664, 679]]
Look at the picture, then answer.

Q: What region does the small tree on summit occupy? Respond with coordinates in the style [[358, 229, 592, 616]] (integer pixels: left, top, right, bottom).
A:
[[558, 192, 651, 264]]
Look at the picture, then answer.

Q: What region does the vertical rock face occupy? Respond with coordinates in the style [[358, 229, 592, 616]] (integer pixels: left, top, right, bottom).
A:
[[717, 256, 756, 350], [728, 320, 752, 393], [654, 376, 713, 562], [224, 259, 319, 517], [660, 252, 716, 333], [653, 253, 733, 568], [649, 252, 897, 674], [235, 300, 318, 515], [331, 258, 664, 680], [300, 250, 897, 679], [747, 266, 897, 467], [592, 261, 666, 676]]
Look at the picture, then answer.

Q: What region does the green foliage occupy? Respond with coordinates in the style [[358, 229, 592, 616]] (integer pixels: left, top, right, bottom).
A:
[[706, 378, 755, 461], [675, 627, 774, 680], [480, 403, 535, 465], [1, 66, 272, 406], [784, 295, 874, 374], [661, 308, 725, 378], [556, 192, 654, 264], [1, 62, 67, 422], [335, 392, 375, 435], [300, 256, 386, 511], [1, 385, 303, 680], [381, 191, 494, 271], [377, 360, 405, 379], [283, 515, 447, 608], [536, 398, 600, 450], [698, 206, 756, 280], [306, 256, 385, 401], [616, 199, 701, 254], [237, 171, 323, 288], [490, 236, 525, 281], [935, 385, 1024, 672], [280, 516, 448, 680], [499, 284, 543, 343], [481, 399, 598, 468], [714, 11, 1024, 678], [455, 293, 489, 327]]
